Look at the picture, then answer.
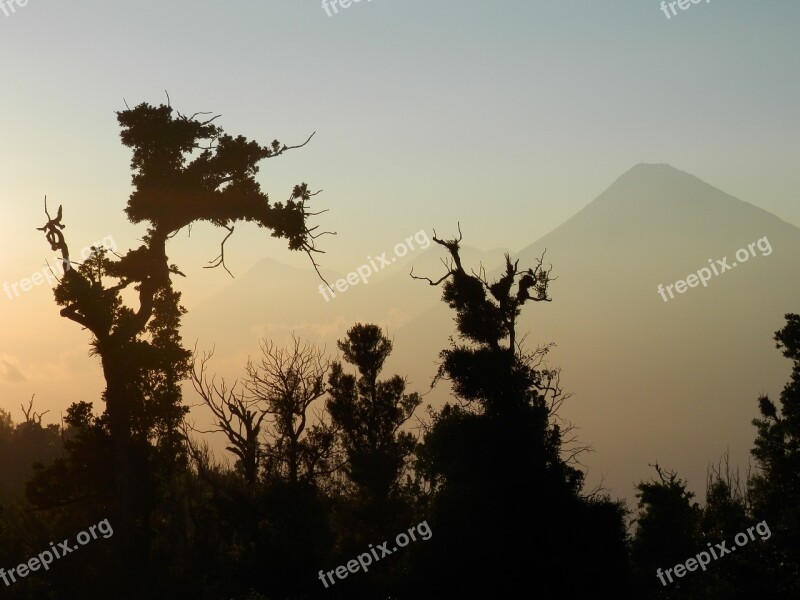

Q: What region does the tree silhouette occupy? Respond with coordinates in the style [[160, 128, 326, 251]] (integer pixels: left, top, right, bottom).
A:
[[327, 324, 420, 518], [409, 226, 629, 598], [631, 464, 701, 598], [245, 336, 337, 487], [696, 457, 763, 599], [35, 100, 328, 599], [323, 323, 421, 598], [191, 349, 267, 486], [749, 313, 800, 596], [0, 400, 62, 503], [191, 336, 338, 488], [189, 335, 339, 599]]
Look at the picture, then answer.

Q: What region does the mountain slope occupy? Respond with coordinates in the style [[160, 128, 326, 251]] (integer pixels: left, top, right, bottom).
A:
[[394, 164, 800, 498]]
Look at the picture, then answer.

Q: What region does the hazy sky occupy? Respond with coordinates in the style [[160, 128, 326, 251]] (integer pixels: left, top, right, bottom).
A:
[[1, 1, 798, 450]]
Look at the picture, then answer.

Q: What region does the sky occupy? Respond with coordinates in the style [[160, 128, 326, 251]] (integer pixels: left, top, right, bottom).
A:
[[1, 0, 799, 485]]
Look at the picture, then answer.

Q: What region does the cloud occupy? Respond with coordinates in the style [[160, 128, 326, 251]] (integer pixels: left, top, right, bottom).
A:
[[0, 354, 28, 382]]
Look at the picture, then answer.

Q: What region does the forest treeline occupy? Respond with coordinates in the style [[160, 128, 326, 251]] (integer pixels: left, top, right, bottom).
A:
[[1, 103, 797, 599]]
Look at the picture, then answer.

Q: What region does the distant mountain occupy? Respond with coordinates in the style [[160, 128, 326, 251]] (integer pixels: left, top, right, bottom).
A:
[[392, 164, 800, 498], [183, 164, 800, 501]]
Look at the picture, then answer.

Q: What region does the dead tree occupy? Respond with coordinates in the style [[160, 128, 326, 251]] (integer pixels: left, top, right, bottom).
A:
[[190, 349, 266, 485], [21, 394, 50, 425], [189, 335, 338, 488], [244, 335, 336, 486]]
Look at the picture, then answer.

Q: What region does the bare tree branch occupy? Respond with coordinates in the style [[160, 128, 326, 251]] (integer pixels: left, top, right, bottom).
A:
[[204, 224, 235, 277]]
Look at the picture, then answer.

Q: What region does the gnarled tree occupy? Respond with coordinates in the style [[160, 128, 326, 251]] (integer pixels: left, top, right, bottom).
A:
[[409, 226, 629, 598], [190, 336, 338, 487], [37, 100, 328, 598]]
